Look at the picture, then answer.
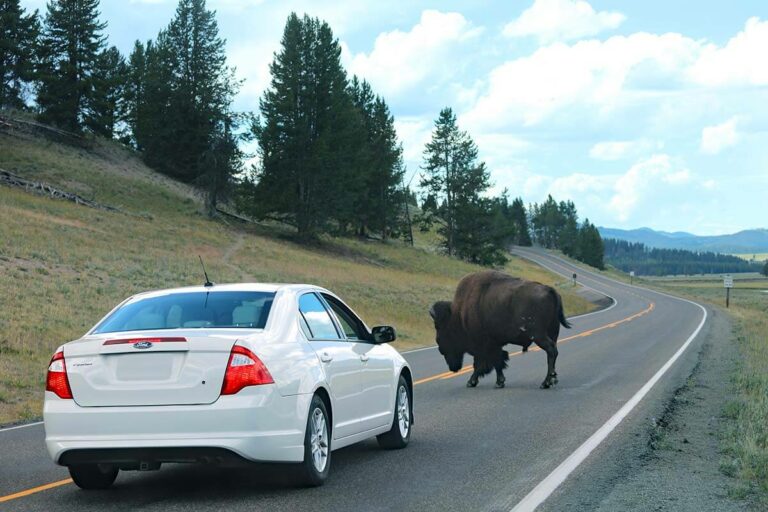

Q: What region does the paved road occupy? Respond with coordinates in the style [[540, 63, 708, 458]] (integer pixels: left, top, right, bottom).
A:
[[0, 249, 708, 511]]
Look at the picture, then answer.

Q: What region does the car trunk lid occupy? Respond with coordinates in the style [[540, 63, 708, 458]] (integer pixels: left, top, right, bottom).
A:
[[64, 329, 259, 407]]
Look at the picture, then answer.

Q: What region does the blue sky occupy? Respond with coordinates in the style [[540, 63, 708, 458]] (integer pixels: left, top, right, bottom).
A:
[[22, 0, 768, 235]]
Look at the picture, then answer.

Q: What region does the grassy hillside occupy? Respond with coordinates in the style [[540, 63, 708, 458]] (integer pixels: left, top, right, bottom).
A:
[[0, 128, 593, 424]]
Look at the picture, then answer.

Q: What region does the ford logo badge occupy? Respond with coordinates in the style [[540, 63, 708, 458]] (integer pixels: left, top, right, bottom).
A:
[[133, 341, 153, 350]]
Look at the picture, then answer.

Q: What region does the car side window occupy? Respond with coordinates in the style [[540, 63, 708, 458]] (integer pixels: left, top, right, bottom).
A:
[[321, 294, 371, 342], [298, 293, 341, 340]]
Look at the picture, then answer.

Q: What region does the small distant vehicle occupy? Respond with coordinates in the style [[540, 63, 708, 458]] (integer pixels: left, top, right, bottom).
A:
[[44, 283, 412, 489]]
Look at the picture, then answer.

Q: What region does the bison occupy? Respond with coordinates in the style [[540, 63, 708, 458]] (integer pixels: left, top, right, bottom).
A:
[[430, 270, 571, 389]]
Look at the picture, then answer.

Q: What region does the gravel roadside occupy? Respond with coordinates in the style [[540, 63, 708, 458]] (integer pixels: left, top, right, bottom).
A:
[[540, 307, 755, 512]]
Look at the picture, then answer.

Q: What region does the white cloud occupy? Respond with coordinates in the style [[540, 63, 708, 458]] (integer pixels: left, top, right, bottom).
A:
[[700, 117, 739, 154], [394, 116, 433, 170], [464, 17, 768, 134], [548, 172, 612, 199], [229, 40, 280, 107], [609, 154, 691, 221], [345, 10, 483, 98], [689, 17, 768, 87], [503, 0, 626, 43], [462, 32, 700, 129], [589, 139, 662, 160]]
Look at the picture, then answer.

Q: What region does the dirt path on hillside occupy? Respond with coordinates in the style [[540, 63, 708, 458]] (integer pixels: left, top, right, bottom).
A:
[[220, 232, 253, 282]]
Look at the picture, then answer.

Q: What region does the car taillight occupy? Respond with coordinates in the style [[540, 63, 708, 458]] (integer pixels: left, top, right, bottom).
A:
[[221, 345, 274, 395], [46, 351, 73, 399]]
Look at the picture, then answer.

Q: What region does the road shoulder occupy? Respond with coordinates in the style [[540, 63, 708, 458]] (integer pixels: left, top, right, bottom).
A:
[[541, 307, 754, 511]]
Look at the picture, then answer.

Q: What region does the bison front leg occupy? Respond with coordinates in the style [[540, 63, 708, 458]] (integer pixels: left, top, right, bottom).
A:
[[535, 337, 559, 389], [466, 368, 480, 388], [494, 350, 509, 388]]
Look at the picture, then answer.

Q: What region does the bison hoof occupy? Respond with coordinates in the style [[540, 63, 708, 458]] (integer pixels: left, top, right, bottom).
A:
[[495, 381, 505, 389], [467, 378, 478, 388], [540, 381, 551, 389]]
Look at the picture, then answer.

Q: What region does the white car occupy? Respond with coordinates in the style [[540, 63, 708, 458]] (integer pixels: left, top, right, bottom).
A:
[[44, 283, 412, 489]]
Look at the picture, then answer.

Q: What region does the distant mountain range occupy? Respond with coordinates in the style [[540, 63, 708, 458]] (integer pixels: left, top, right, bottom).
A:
[[598, 227, 768, 254]]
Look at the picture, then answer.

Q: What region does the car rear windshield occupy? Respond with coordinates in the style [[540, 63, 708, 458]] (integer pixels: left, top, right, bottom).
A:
[[92, 291, 276, 334]]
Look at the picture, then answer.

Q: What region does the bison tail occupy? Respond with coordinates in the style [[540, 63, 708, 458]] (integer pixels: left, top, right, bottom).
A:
[[554, 289, 572, 329]]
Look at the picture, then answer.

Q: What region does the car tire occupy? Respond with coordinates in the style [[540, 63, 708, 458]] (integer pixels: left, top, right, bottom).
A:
[[68, 464, 118, 490], [296, 394, 331, 487], [377, 375, 411, 449]]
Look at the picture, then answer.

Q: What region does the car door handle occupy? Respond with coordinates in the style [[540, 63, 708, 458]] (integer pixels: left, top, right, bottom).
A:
[[360, 354, 369, 363], [320, 352, 333, 363]]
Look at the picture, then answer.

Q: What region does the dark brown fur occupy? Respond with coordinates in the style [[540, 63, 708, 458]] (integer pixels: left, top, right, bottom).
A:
[[430, 270, 571, 389]]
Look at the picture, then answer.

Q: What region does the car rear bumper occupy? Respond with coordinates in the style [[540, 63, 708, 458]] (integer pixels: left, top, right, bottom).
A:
[[44, 386, 310, 465]]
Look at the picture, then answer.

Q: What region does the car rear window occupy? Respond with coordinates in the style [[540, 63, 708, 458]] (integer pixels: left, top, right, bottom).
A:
[[92, 291, 276, 334]]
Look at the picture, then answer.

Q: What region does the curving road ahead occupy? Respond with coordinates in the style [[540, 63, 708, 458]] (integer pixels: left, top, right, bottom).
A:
[[0, 248, 708, 511]]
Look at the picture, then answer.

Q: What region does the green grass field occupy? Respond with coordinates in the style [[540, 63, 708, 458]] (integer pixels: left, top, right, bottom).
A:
[[0, 129, 594, 424]]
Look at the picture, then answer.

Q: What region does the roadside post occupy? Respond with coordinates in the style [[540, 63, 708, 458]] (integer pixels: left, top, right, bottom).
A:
[[630, 270, 635, 285], [572, 272, 577, 286], [724, 275, 733, 308]]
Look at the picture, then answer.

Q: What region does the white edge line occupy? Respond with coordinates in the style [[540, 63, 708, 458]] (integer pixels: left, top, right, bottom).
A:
[[402, 345, 439, 354], [510, 250, 709, 512], [0, 421, 43, 433]]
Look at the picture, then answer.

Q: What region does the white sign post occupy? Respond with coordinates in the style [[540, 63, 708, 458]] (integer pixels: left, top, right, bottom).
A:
[[630, 270, 635, 285], [724, 275, 733, 307]]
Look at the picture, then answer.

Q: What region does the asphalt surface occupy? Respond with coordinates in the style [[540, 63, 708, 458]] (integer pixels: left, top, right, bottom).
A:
[[0, 248, 708, 511]]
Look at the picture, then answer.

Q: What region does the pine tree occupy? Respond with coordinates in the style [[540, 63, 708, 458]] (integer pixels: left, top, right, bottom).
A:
[[577, 219, 605, 269], [421, 107, 507, 265], [349, 77, 405, 238], [530, 195, 564, 249], [134, 37, 174, 163], [509, 197, 532, 246], [122, 40, 147, 147], [421, 108, 468, 256], [37, 0, 106, 131], [132, 0, 239, 183], [558, 200, 579, 258], [200, 115, 242, 217], [246, 13, 360, 238], [0, 0, 40, 109], [85, 45, 126, 138]]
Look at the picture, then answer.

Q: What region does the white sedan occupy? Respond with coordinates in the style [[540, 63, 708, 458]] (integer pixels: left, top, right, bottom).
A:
[[44, 283, 412, 489]]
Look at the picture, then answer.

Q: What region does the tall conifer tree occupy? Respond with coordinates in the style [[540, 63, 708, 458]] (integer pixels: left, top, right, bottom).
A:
[[247, 13, 360, 238], [421, 107, 508, 265], [85, 45, 126, 138], [128, 0, 239, 184], [0, 0, 40, 109], [37, 0, 106, 131]]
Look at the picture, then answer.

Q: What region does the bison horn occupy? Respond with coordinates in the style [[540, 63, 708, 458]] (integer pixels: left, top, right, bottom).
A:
[[429, 305, 436, 320]]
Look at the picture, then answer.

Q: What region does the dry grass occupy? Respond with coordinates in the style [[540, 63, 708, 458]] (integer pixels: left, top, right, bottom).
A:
[[732, 253, 768, 263], [0, 131, 593, 424]]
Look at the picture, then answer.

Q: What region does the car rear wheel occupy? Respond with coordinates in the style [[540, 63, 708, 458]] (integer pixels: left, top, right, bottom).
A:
[[377, 375, 411, 449], [69, 464, 118, 490], [296, 394, 331, 487]]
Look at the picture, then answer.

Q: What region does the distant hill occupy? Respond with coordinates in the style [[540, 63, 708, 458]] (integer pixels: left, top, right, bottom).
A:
[[599, 227, 768, 254]]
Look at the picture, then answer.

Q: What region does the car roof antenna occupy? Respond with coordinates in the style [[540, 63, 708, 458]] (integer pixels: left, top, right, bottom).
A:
[[198, 255, 214, 287]]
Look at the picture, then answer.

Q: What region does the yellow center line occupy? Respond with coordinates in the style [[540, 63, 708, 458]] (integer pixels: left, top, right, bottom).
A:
[[415, 301, 655, 385], [0, 302, 655, 504], [0, 478, 72, 503]]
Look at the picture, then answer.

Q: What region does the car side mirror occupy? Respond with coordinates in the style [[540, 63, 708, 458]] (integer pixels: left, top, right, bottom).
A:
[[371, 325, 396, 344]]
